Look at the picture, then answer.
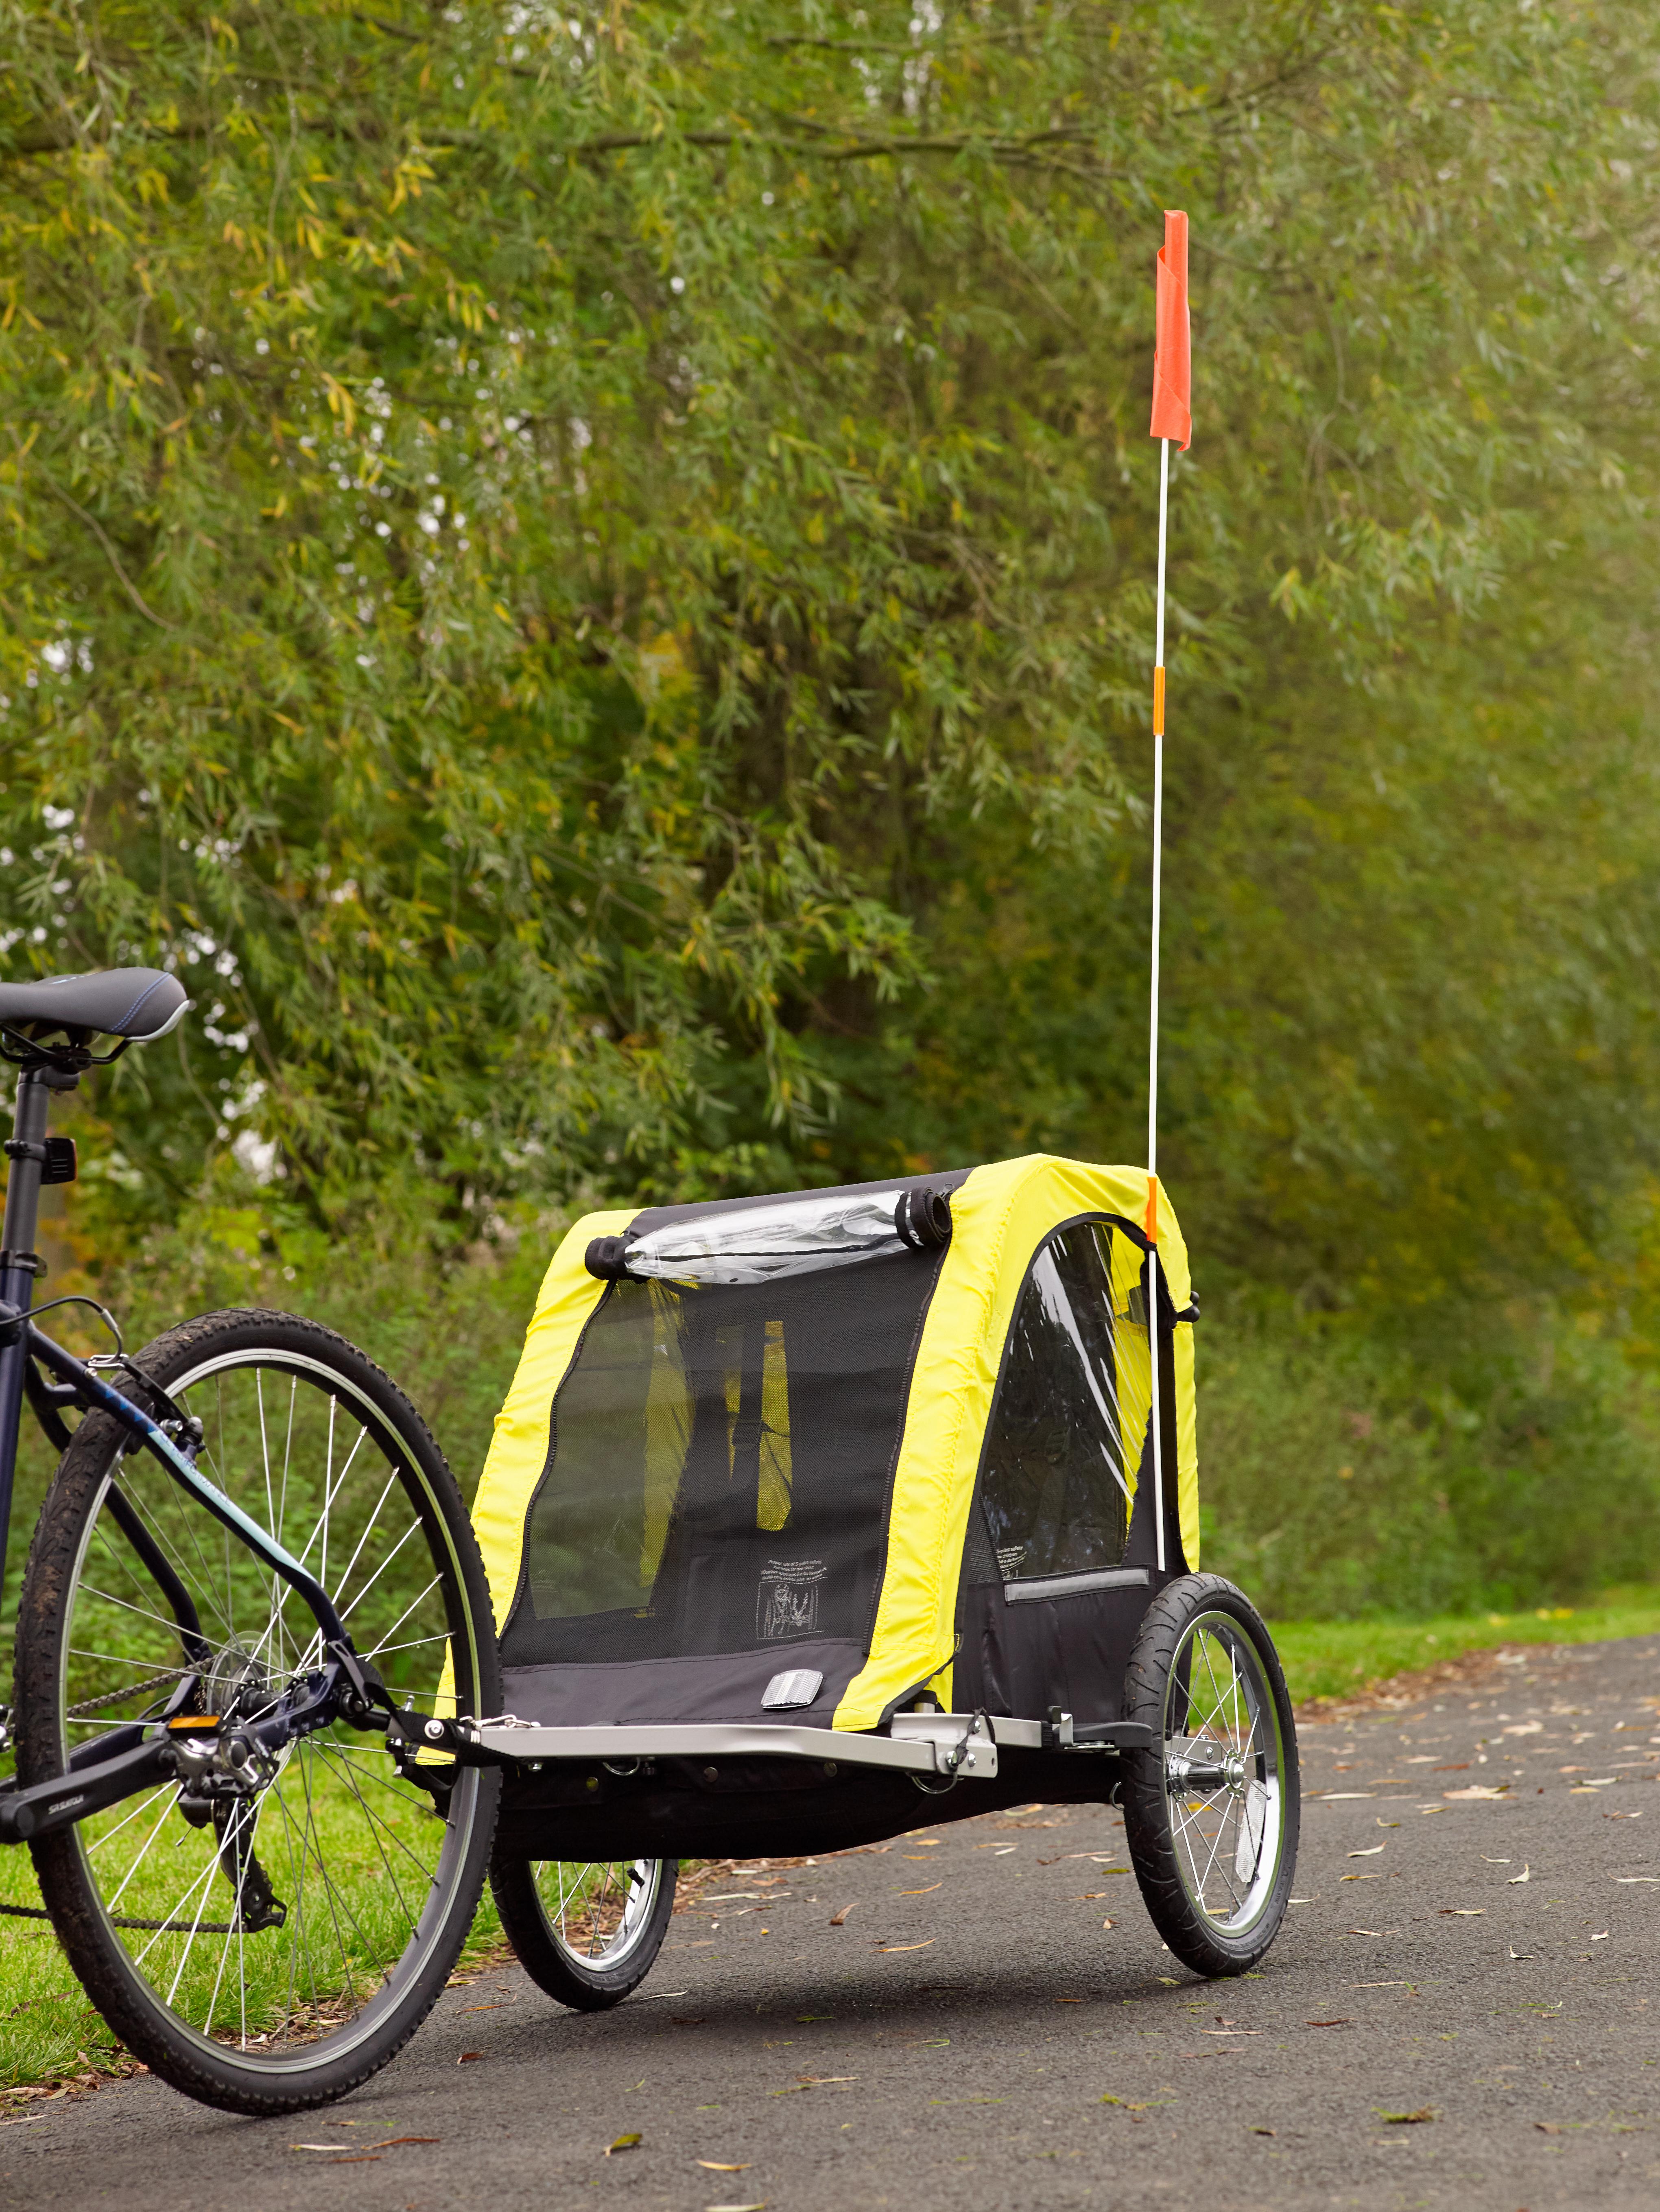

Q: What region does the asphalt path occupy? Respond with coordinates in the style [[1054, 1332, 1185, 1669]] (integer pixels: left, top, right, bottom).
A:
[[5, 1633, 1660, 2212]]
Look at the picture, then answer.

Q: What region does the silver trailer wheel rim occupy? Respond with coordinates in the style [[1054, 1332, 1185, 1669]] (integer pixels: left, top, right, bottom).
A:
[[1160, 1609, 1288, 1934], [528, 1859, 665, 1969]]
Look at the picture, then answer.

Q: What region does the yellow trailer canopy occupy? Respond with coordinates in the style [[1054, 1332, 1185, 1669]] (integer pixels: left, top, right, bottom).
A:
[[472, 1156, 1198, 1734]]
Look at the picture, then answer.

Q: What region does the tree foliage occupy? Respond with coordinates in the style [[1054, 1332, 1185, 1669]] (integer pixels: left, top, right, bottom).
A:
[[3, 0, 1658, 1341]]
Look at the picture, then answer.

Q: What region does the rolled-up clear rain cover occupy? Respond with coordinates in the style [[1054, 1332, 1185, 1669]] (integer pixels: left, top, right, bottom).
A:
[[620, 1191, 917, 1287]]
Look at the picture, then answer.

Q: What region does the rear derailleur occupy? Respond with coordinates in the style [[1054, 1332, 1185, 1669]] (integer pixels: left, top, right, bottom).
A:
[[164, 1722, 288, 1934]]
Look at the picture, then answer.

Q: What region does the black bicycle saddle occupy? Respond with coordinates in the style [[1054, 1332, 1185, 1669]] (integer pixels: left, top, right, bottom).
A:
[[0, 968, 189, 1042]]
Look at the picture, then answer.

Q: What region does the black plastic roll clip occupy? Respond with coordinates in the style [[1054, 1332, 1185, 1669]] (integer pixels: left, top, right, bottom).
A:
[[585, 1235, 637, 1282], [894, 1186, 952, 1251]]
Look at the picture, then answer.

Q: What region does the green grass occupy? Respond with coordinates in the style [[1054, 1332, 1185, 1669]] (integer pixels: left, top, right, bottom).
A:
[[1271, 1585, 1660, 1705], [0, 1798, 508, 2098]]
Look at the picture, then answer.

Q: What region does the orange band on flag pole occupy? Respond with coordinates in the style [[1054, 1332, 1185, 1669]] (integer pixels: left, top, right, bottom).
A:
[[1152, 666, 1166, 738], [1144, 1172, 1159, 1244]]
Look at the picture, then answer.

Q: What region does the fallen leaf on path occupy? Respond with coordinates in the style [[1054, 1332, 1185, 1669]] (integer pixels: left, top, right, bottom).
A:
[[1376, 2108, 1436, 2125], [1509, 1866, 1532, 1883], [876, 1940, 935, 1952], [1444, 1786, 1508, 1801], [696, 2161, 752, 2171], [896, 1882, 943, 1895], [1348, 1846, 1386, 1858], [604, 2133, 642, 2156], [457, 2050, 486, 2063], [828, 1903, 856, 1925], [1249, 2126, 1276, 2136], [1438, 1908, 1484, 1917], [1306, 2020, 1351, 2028], [1101, 1917, 1117, 1929], [704, 2201, 767, 2211], [1346, 1928, 1398, 1937], [1612, 1875, 1660, 1883], [379, 2137, 442, 2147]]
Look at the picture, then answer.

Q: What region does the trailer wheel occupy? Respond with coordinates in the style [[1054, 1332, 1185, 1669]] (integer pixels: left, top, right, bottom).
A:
[[490, 1856, 676, 2009], [1120, 1574, 1299, 1976]]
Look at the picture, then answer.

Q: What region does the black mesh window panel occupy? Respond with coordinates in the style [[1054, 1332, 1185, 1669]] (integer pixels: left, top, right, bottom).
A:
[[979, 1220, 1152, 1584], [500, 1250, 942, 1668]]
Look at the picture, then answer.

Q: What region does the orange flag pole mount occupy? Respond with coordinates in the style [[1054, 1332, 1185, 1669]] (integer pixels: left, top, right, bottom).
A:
[[1144, 209, 1191, 1576]]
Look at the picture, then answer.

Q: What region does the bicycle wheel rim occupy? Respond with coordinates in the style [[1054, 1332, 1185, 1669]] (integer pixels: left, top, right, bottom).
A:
[[1159, 1608, 1289, 1935], [47, 1341, 487, 2074], [528, 1859, 665, 1970]]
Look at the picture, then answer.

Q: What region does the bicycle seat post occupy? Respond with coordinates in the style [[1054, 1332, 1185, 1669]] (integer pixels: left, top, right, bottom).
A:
[[0, 1063, 77, 1610]]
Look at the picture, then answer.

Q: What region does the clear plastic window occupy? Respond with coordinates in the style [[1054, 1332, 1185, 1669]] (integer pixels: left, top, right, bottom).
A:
[[978, 1220, 1151, 1583]]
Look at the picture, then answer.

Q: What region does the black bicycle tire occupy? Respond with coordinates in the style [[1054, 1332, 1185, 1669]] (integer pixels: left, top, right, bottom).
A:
[[1120, 1572, 1300, 1977], [490, 1853, 676, 2009], [13, 1306, 503, 2114]]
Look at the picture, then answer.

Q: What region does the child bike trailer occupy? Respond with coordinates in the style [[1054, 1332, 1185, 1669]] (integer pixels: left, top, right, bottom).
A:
[[461, 1154, 1300, 2008]]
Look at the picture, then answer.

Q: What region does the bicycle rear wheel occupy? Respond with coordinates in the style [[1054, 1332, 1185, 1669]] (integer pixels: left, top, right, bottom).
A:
[[13, 1307, 501, 2113]]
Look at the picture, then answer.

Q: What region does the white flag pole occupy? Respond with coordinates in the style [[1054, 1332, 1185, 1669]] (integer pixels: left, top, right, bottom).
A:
[[1147, 432, 1170, 1575]]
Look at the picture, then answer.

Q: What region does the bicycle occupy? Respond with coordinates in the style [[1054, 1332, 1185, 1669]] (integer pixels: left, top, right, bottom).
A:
[[0, 968, 501, 2113]]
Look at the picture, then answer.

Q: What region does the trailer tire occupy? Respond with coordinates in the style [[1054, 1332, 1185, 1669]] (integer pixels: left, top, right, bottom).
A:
[[1120, 1573, 1299, 1976]]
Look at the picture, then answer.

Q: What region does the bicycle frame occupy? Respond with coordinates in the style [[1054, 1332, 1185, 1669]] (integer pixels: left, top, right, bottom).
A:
[[0, 1062, 378, 1846]]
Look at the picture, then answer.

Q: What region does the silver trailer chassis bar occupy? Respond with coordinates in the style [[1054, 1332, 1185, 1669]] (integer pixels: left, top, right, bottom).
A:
[[473, 1711, 1001, 1778], [458, 1709, 1151, 1780]]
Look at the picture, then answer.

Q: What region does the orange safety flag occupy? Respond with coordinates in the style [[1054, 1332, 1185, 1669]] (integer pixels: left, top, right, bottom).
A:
[[1148, 210, 1191, 451]]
